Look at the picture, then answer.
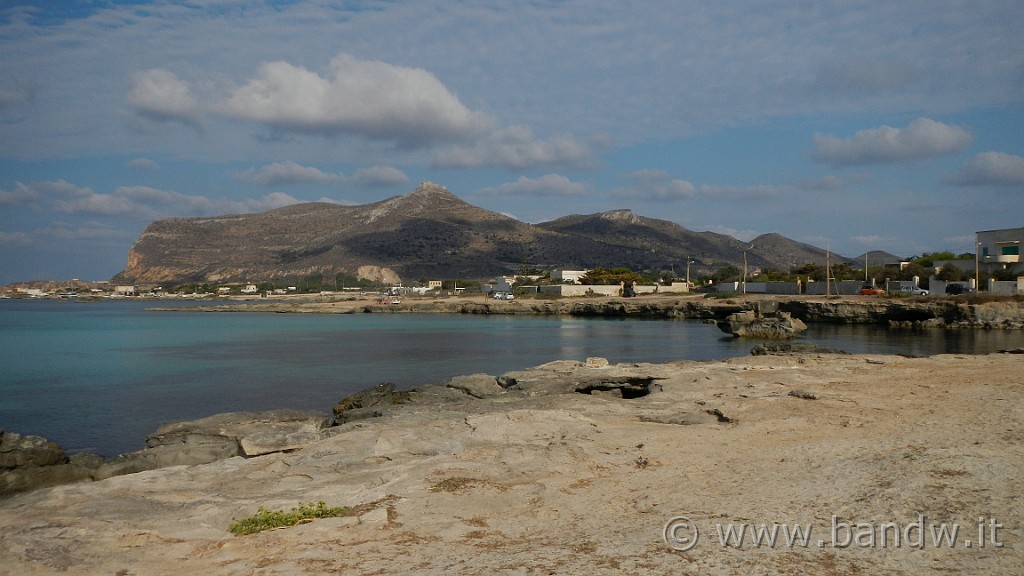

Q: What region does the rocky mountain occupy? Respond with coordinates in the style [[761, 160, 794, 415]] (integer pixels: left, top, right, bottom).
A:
[[749, 232, 859, 270], [114, 182, 853, 285], [852, 250, 905, 266]]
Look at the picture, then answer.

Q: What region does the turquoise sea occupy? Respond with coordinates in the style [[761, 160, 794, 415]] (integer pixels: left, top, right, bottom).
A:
[[2, 299, 1023, 457]]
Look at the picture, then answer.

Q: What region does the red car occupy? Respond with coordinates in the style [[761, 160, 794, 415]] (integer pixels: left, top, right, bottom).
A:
[[860, 284, 885, 296]]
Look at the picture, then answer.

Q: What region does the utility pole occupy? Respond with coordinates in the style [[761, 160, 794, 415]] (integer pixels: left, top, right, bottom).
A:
[[975, 240, 980, 292], [742, 244, 754, 294]]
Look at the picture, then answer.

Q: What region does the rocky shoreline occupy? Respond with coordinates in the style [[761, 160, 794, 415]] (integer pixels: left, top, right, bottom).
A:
[[2, 349, 1021, 574], [153, 293, 1024, 329]]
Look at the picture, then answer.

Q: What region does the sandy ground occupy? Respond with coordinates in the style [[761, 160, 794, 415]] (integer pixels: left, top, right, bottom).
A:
[[1, 351, 1022, 575]]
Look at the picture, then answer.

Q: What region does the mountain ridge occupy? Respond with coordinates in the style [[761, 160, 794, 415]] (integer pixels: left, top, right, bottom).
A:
[[114, 182, 859, 285]]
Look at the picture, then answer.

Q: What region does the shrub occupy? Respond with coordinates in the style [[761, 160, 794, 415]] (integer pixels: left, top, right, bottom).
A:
[[228, 501, 350, 536]]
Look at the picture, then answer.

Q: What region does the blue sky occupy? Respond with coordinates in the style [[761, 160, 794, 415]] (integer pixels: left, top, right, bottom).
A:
[[1, 1, 1022, 283]]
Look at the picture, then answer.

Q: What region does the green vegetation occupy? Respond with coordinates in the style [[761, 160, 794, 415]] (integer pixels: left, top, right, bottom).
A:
[[579, 267, 654, 286], [228, 501, 350, 536]]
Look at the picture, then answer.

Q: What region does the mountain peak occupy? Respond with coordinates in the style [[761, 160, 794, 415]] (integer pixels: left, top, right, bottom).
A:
[[408, 181, 456, 200], [599, 209, 641, 224]]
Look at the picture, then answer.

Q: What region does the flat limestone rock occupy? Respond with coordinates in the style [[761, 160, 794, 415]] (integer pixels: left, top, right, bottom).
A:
[[1, 354, 1022, 574]]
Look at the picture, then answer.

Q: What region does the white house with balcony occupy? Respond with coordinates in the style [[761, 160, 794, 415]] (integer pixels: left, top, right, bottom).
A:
[[978, 227, 1024, 276]]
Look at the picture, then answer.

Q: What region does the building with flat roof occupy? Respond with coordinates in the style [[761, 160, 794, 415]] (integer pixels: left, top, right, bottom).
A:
[[977, 227, 1024, 276]]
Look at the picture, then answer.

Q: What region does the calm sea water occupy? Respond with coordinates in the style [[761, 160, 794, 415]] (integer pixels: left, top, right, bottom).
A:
[[2, 299, 1022, 457]]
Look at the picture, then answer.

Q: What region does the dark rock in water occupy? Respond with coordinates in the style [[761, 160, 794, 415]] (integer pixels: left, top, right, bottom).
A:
[[1, 430, 96, 497], [332, 383, 414, 424], [717, 309, 807, 339], [333, 383, 409, 414]]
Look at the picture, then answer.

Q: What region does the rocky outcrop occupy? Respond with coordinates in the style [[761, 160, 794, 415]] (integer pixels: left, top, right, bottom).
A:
[[1, 410, 332, 497], [717, 310, 808, 338], [1, 430, 101, 496], [779, 298, 1024, 329], [717, 301, 808, 338]]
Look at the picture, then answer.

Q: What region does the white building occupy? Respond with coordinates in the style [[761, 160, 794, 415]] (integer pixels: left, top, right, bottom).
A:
[[978, 227, 1024, 276], [551, 270, 588, 284]]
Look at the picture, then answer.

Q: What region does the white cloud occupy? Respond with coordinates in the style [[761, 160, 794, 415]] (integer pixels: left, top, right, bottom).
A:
[[234, 161, 408, 188], [354, 165, 408, 187], [612, 170, 696, 200], [127, 69, 202, 128], [810, 118, 973, 166], [1, 180, 96, 206], [0, 182, 40, 205], [0, 230, 32, 245], [236, 161, 344, 186], [127, 158, 159, 170], [433, 125, 591, 169], [946, 151, 1024, 187], [480, 174, 589, 197], [41, 220, 129, 241], [52, 184, 302, 219], [222, 53, 492, 147]]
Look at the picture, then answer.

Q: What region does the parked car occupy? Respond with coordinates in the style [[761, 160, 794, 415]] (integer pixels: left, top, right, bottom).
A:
[[945, 283, 974, 296], [898, 286, 929, 296], [859, 284, 885, 296]]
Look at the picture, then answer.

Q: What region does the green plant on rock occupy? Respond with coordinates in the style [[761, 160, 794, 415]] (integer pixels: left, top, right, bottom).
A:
[[228, 500, 350, 536]]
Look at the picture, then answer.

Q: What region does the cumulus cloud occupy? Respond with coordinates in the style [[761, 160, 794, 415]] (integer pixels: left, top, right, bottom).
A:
[[612, 170, 696, 200], [354, 165, 408, 187], [236, 161, 344, 186], [52, 184, 302, 219], [0, 182, 40, 205], [810, 118, 972, 166], [2, 180, 96, 206], [480, 174, 589, 197], [432, 125, 591, 169], [127, 69, 202, 128], [222, 53, 492, 147], [235, 161, 408, 188], [945, 151, 1024, 187]]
